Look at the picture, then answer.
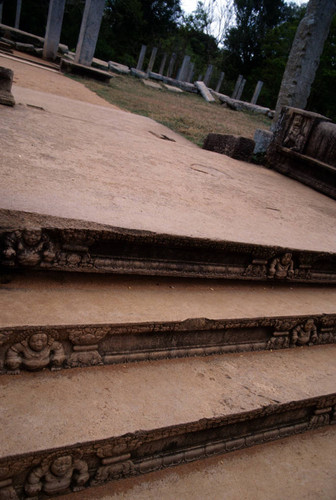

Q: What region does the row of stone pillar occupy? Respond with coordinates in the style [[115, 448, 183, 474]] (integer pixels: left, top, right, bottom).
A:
[[136, 45, 263, 104], [1, 0, 105, 66]]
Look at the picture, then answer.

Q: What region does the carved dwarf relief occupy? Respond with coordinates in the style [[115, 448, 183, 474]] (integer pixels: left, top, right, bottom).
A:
[[283, 114, 307, 152], [5, 334, 65, 374], [268, 253, 294, 279], [291, 319, 317, 347], [25, 455, 89, 498], [2, 230, 56, 267]]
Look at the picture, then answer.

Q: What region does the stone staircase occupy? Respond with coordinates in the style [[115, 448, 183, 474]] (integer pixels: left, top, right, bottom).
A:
[[0, 83, 336, 499]]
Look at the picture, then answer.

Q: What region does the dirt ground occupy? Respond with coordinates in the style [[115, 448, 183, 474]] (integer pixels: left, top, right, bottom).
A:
[[0, 52, 118, 108]]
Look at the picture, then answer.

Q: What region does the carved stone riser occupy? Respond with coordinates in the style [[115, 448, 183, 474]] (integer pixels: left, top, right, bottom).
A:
[[1, 394, 335, 499], [1, 219, 336, 283], [1, 314, 335, 375]]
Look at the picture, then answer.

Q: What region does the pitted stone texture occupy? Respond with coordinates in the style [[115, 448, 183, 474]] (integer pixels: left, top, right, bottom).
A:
[[203, 133, 255, 162], [274, 0, 336, 125], [0, 66, 15, 106]]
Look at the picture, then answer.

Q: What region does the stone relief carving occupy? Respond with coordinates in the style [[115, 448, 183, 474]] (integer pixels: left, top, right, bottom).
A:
[[5, 333, 65, 374], [67, 327, 108, 368], [0, 480, 18, 500], [282, 114, 308, 152], [267, 335, 290, 350], [2, 230, 56, 267], [24, 454, 89, 498], [244, 259, 267, 277], [268, 253, 294, 279], [291, 319, 318, 347]]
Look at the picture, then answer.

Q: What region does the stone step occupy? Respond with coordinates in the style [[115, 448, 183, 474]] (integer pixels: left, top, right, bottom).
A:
[[0, 347, 335, 498], [1, 271, 336, 374], [58, 426, 336, 500], [1, 209, 336, 284], [1, 86, 336, 282]]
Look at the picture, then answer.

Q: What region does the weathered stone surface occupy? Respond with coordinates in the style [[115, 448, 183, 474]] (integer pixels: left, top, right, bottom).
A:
[[273, 0, 336, 126], [203, 133, 255, 162], [213, 91, 273, 117], [163, 83, 183, 93], [0, 24, 44, 47], [0, 66, 15, 106], [58, 426, 336, 500], [130, 68, 148, 79], [74, 0, 105, 66], [43, 0, 66, 61], [141, 79, 162, 90], [108, 61, 130, 75], [195, 81, 215, 103], [148, 71, 163, 81], [1, 269, 336, 373], [2, 86, 336, 257], [253, 129, 273, 154], [60, 59, 112, 82], [0, 346, 335, 497], [267, 106, 336, 199]]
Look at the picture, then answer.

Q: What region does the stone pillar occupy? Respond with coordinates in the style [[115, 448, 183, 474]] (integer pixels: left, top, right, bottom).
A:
[[186, 62, 194, 83], [273, 0, 336, 127], [43, 0, 66, 61], [146, 47, 157, 73], [15, 0, 22, 29], [74, 0, 105, 66], [251, 80, 263, 105], [177, 55, 190, 81], [136, 45, 147, 71], [166, 53, 176, 77], [232, 74, 243, 99], [0, 66, 15, 106], [215, 72, 225, 93], [203, 64, 213, 86], [159, 53, 167, 75], [236, 78, 246, 100]]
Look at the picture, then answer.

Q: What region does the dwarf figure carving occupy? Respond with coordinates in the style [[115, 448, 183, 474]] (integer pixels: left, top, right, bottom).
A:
[[2, 229, 56, 267], [5, 333, 65, 374], [25, 455, 89, 497], [283, 114, 307, 152], [268, 253, 294, 279], [291, 319, 318, 347]]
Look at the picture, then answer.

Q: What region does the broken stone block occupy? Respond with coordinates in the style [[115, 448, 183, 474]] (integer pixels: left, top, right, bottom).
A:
[[203, 133, 255, 162], [141, 79, 162, 90], [253, 129, 273, 154], [15, 41, 35, 53], [0, 67, 15, 106]]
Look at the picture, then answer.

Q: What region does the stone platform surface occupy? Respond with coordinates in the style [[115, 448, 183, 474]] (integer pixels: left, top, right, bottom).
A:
[[58, 426, 336, 500], [1, 86, 336, 253], [2, 272, 336, 327], [1, 345, 336, 458]]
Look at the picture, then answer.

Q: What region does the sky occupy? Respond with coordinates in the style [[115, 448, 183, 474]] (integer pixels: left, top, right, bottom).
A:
[[181, 0, 307, 15]]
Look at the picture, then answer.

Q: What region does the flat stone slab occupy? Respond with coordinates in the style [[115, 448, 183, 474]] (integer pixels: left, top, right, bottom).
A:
[[1, 209, 336, 283], [60, 59, 112, 83], [1, 86, 336, 259], [163, 83, 183, 93], [59, 426, 336, 500], [1, 346, 335, 496], [1, 271, 335, 374], [141, 79, 162, 89]]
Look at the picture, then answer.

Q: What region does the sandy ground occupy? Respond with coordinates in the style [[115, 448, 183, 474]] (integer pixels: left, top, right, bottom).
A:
[[0, 52, 118, 108]]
